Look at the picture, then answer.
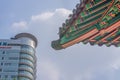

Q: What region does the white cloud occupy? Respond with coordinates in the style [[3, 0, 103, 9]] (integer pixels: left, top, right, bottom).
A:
[[12, 21, 27, 28], [31, 12, 54, 21], [11, 8, 71, 34], [11, 21, 28, 31], [31, 8, 71, 23], [54, 8, 72, 17]]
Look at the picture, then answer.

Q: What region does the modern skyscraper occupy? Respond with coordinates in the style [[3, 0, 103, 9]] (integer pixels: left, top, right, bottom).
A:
[[0, 33, 38, 80]]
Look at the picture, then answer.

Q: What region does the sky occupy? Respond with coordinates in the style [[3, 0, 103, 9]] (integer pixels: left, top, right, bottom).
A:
[[0, 0, 120, 80]]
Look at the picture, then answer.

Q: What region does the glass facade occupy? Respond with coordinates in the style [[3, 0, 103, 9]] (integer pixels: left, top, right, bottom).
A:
[[0, 33, 37, 80]]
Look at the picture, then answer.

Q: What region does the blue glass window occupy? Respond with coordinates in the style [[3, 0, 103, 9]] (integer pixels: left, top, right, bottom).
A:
[[3, 42, 7, 46], [21, 45, 34, 53]]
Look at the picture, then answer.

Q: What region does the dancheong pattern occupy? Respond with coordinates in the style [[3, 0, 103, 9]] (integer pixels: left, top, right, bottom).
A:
[[52, 0, 120, 50]]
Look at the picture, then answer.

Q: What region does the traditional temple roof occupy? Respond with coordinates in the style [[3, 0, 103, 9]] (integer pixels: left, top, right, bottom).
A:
[[52, 0, 120, 50]]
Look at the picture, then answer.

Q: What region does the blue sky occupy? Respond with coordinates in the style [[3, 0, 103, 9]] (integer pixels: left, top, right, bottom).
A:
[[1, 0, 120, 80]]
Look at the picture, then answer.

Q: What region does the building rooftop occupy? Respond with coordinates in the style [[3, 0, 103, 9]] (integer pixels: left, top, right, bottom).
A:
[[15, 33, 38, 47]]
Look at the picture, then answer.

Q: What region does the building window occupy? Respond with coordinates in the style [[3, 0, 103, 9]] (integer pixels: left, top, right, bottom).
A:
[[9, 57, 19, 60], [11, 75, 17, 78], [5, 75, 8, 78], [4, 63, 11, 66], [4, 63, 18, 66], [3, 42, 7, 46], [4, 69, 17, 72], [21, 45, 34, 53], [1, 63, 3, 66], [0, 68, 2, 72], [3, 51, 5, 54], [2, 57, 4, 60]]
